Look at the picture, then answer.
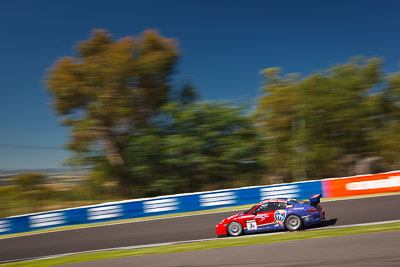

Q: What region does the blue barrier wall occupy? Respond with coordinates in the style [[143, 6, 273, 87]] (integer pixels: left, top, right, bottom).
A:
[[0, 180, 322, 235]]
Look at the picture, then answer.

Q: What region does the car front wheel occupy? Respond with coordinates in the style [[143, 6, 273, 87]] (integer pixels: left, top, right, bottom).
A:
[[285, 215, 303, 231], [227, 221, 243, 236]]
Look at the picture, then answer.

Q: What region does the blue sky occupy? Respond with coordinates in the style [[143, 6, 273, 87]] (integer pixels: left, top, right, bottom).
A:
[[1, 0, 400, 169]]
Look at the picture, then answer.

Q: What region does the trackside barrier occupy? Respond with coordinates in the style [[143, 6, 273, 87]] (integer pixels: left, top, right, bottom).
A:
[[0, 180, 322, 236], [1, 170, 399, 236], [322, 170, 400, 198]]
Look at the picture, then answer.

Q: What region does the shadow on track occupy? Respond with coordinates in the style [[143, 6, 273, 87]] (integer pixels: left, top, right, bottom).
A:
[[315, 218, 338, 228], [223, 218, 339, 238]]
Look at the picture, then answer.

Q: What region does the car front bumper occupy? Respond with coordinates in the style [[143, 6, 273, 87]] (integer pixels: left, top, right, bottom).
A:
[[216, 222, 227, 237]]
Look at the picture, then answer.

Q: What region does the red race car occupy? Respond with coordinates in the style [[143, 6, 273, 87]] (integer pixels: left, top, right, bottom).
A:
[[216, 194, 325, 237]]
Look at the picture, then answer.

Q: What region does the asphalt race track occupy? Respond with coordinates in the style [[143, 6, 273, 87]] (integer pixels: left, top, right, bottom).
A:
[[1, 194, 400, 263], [64, 231, 400, 267]]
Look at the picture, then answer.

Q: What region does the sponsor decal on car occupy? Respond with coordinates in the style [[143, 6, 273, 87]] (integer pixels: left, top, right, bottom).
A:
[[239, 215, 254, 219], [274, 210, 287, 226], [255, 214, 267, 222]]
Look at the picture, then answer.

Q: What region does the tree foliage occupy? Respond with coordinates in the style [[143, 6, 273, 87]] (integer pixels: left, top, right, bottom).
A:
[[374, 71, 400, 169], [126, 102, 266, 196], [47, 31, 400, 198], [254, 58, 389, 182], [46, 30, 179, 196]]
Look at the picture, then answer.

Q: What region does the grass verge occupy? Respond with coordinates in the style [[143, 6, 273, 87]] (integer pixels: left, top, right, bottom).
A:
[[3, 221, 400, 267]]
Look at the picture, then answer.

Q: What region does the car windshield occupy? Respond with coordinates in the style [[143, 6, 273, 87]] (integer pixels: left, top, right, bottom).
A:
[[243, 205, 257, 214]]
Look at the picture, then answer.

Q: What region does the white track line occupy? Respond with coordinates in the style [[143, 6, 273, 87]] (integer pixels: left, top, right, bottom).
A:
[[2, 219, 400, 264], [1, 192, 399, 241]]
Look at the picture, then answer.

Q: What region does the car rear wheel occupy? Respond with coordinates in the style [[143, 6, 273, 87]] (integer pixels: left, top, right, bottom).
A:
[[285, 215, 303, 231], [227, 221, 243, 236]]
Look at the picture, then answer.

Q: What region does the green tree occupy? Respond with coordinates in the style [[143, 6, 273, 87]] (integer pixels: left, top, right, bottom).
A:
[[254, 68, 303, 182], [254, 58, 383, 182], [46, 29, 179, 197], [300, 58, 382, 178], [374, 70, 400, 169], [126, 101, 266, 196]]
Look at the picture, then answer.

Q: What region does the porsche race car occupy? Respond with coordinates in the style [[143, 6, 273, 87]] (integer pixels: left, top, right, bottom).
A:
[[216, 194, 325, 237]]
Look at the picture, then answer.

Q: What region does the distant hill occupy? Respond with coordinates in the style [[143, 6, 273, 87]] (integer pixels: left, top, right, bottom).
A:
[[0, 168, 69, 175], [0, 168, 89, 188]]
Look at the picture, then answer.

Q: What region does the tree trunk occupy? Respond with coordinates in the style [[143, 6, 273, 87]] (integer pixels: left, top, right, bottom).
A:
[[91, 126, 133, 198]]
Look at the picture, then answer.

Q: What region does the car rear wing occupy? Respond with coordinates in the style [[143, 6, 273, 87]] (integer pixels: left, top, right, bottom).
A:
[[309, 194, 322, 207]]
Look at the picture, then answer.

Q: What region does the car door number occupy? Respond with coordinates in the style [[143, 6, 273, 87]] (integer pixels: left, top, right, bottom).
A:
[[246, 220, 257, 230]]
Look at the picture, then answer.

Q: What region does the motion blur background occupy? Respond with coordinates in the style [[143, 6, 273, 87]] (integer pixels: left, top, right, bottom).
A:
[[1, 0, 400, 218]]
